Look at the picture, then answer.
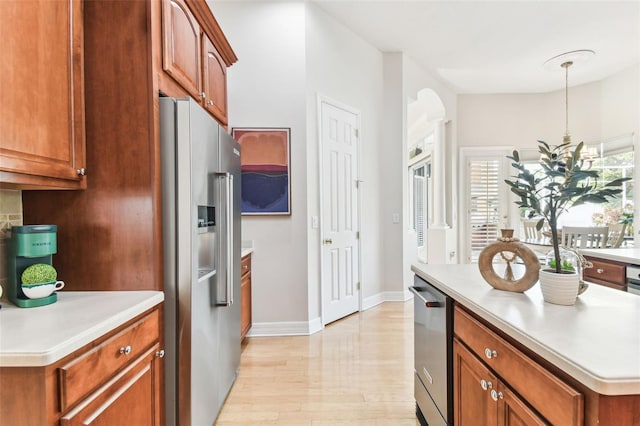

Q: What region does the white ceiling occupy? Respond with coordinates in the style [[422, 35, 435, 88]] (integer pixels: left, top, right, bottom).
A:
[[311, 0, 640, 94]]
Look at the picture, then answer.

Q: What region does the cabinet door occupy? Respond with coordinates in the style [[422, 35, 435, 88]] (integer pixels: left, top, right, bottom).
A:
[[499, 386, 548, 426], [60, 346, 161, 426], [201, 35, 228, 125], [241, 270, 251, 339], [454, 339, 497, 425], [161, 0, 201, 100], [0, 0, 86, 189]]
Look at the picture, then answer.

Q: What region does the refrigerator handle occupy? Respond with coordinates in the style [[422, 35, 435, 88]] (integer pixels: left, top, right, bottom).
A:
[[216, 172, 233, 306], [226, 173, 234, 306]]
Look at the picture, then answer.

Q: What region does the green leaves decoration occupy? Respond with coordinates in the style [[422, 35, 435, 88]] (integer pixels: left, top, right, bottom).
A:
[[505, 140, 631, 273]]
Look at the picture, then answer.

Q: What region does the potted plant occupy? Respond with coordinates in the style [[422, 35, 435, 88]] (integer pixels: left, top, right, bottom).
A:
[[505, 140, 630, 304]]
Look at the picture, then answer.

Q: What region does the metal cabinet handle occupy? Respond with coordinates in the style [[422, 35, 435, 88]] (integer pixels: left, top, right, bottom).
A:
[[200, 92, 206, 99], [484, 348, 498, 359], [323, 238, 333, 245], [119, 345, 132, 355], [490, 389, 504, 401], [77, 168, 86, 176], [155, 349, 165, 358], [242, 265, 248, 270], [597, 268, 604, 274], [206, 100, 214, 106], [480, 379, 493, 391]]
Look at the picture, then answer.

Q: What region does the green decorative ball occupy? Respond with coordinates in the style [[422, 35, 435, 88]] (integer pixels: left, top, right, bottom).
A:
[[21, 263, 57, 285]]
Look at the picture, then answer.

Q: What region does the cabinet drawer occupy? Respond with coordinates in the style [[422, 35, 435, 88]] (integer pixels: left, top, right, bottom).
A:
[[454, 306, 583, 425], [58, 309, 160, 410], [583, 258, 626, 287], [241, 254, 251, 276]]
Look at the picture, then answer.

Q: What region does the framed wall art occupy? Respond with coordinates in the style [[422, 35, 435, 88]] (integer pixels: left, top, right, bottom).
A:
[[231, 127, 291, 215]]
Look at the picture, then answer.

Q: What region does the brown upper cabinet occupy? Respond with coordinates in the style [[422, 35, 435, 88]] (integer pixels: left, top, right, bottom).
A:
[[161, 0, 231, 126], [22, 0, 236, 292], [0, 0, 87, 189]]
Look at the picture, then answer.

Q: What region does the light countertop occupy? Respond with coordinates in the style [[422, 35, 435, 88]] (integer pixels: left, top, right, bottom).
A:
[[412, 263, 640, 396], [579, 248, 640, 264], [0, 291, 164, 367], [241, 240, 254, 258]]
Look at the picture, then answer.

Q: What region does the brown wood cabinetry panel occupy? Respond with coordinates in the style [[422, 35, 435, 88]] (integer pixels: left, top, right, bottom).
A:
[[58, 310, 160, 410], [162, 0, 201, 99], [583, 257, 626, 289], [23, 0, 162, 292], [241, 254, 252, 340], [455, 306, 583, 425], [60, 345, 161, 426], [454, 339, 497, 425], [202, 35, 228, 125], [499, 385, 547, 426], [0, 0, 86, 189]]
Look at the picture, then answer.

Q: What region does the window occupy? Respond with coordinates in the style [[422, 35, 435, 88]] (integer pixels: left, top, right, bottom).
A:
[[519, 137, 634, 247], [410, 161, 431, 262]]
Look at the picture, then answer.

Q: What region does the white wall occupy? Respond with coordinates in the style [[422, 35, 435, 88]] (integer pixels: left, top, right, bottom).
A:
[[214, 1, 391, 329], [212, 2, 310, 324], [305, 3, 386, 311], [402, 56, 459, 281], [458, 63, 639, 149], [457, 63, 640, 255]]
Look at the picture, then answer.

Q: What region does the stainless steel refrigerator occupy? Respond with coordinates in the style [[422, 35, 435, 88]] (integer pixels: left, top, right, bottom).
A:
[[159, 97, 241, 426]]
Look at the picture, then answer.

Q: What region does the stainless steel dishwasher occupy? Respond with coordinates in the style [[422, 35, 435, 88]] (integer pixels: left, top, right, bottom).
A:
[[410, 275, 453, 426]]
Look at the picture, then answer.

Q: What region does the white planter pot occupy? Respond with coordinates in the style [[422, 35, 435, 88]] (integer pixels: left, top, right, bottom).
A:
[[539, 269, 580, 306]]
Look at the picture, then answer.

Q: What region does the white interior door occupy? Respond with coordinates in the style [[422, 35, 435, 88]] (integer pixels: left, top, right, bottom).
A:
[[319, 98, 360, 325]]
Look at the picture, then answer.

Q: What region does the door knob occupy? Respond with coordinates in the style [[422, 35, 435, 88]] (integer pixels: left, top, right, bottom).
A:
[[323, 238, 333, 245]]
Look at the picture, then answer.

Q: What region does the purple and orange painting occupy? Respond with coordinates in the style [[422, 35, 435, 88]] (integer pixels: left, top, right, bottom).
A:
[[231, 128, 291, 215]]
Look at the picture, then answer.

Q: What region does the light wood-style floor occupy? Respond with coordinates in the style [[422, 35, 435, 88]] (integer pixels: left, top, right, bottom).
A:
[[216, 301, 418, 425]]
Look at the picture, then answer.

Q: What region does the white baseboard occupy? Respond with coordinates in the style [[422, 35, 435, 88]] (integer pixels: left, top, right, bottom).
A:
[[247, 292, 410, 337], [247, 316, 322, 337], [362, 290, 411, 310]]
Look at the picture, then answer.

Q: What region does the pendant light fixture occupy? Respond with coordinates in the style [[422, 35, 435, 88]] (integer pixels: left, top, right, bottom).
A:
[[543, 49, 596, 146]]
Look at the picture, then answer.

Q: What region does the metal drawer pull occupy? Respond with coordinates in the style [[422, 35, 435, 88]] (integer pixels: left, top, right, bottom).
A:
[[490, 389, 504, 401], [484, 348, 498, 359], [597, 268, 604, 274], [119, 345, 132, 355], [480, 379, 493, 391], [155, 349, 165, 358]]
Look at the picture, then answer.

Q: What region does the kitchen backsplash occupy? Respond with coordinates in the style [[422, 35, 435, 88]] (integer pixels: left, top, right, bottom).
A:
[[0, 189, 23, 288]]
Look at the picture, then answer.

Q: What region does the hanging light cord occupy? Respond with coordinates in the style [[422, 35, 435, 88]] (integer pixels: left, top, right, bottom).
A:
[[562, 61, 573, 143]]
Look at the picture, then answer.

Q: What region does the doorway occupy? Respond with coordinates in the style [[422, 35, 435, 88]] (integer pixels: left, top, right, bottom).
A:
[[318, 96, 361, 325]]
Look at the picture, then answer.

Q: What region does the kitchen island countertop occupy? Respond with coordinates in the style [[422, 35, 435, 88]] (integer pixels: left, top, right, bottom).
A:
[[0, 291, 164, 367], [579, 247, 640, 264], [412, 263, 640, 396]]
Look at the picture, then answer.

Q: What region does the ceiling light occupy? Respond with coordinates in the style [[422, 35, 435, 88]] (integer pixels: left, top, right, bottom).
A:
[[543, 50, 596, 145]]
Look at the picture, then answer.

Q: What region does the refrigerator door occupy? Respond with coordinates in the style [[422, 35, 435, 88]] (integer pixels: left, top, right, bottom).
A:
[[214, 129, 242, 411], [160, 97, 228, 426], [186, 99, 223, 426]]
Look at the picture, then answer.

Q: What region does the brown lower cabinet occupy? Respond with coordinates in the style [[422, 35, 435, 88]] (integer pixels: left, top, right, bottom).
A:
[[0, 308, 162, 426], [583, 256, 627, 291], [454, 305, 584, 425], [454, 304, 640, 426], [454, 339, 547, 425], [241, 254, 252, 341]]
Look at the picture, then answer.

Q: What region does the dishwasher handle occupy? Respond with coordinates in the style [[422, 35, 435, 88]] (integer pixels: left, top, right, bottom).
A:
[[409, 285, 443, 308]]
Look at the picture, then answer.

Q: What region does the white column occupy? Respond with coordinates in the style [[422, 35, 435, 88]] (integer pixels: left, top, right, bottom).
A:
[[431, 119, 449, 228]]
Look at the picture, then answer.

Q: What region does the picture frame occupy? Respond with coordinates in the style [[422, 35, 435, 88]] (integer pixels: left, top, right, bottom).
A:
[[231, 127, 291, 215]]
